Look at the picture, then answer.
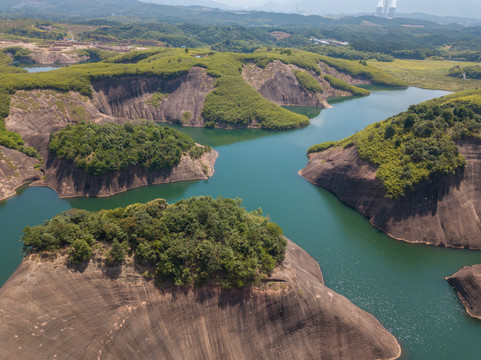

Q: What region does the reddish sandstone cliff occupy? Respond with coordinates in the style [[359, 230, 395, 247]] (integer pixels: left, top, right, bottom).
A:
[[0, 240, 401, 360], [300, 139, 481, 249], [447, 264, 481, 320]]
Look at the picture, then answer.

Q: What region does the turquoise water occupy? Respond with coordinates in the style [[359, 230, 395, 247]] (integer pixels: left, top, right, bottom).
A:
[[1, 87, 480, 359], [17, 64, 65, 73]]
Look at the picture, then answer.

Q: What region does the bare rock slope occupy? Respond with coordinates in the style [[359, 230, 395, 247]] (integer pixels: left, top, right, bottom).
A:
[[92, 66, 214, 126], [0, 146, 41, 201], [299, 139, 481, 249], [242, 60, 368, 109], [447, 264, 481, 320], [0, 240, 401, 360]]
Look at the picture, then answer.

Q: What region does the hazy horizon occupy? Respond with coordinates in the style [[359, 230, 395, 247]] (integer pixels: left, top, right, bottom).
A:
[[143, 0, 481, 19]]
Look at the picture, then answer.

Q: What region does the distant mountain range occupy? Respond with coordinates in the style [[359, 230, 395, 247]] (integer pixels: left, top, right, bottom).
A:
[[1, 0, 480, 27], [143, 0, 481, 22]]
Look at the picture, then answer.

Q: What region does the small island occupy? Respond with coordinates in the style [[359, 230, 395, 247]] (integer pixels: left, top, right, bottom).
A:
[[0, 196, 401, 359]]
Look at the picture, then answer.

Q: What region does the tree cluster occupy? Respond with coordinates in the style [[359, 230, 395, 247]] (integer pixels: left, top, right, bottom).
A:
[[49, 121, 208, 175], [22, 197, 287, 288]]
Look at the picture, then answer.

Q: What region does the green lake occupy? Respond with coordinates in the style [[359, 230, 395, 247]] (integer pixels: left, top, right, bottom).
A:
[[1, 87, 480, 359]]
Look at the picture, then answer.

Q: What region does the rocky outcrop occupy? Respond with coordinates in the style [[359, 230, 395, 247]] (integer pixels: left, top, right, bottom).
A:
[[29, 51, 89, 65], [92, 67, 214, 126], [447, 264, 481, 320], [35, 148, 217, 198], [318, 62, 371, 86], [0, 146, 41, 201], [5, 89, 217, 198], [299, 139, 481, 249], [242, 60, 370, 109], [6, 90, 117, 156], [0, 240, 401, 360], [242, 61, 325, 107]]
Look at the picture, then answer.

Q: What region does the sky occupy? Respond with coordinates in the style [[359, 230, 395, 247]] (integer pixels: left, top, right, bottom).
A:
[[146, 0, 481, 19]]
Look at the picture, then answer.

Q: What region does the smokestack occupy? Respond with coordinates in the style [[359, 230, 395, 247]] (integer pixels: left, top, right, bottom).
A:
[[388, 0, 397, 17], [376, 0, 384, 16]]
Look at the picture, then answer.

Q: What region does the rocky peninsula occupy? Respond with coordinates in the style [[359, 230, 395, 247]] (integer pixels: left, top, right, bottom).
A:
[[300, 90, 481, 249], [0, 239, 401, 359]]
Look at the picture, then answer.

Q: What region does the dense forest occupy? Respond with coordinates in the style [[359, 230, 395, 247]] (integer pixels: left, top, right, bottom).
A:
[[22, 196, 287, 288], [49, 121, 209, 175], [308, 89, 481, 198]]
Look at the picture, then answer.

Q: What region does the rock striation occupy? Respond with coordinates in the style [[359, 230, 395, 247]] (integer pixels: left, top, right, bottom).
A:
[[299, 139, 481, 249], [447, 264, 481, 320], [242, 60, 369, 109], [37, 148, 217, 198], [5, 88, 217, 198], [0, 146, 41, 201], [0, 240, 401, 360], [92, 67, 214, 126]]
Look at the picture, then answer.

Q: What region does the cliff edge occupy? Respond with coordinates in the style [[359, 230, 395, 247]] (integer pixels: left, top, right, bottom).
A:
[[0, 240, 401, 360], [299, 139, 481, 249], [0, 146, 41, 201], [447, 264, 481, 320]]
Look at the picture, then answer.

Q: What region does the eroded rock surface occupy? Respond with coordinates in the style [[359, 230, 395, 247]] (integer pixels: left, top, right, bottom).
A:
[[242, 60, 369, 109], [0, 240, 401, 360], [299, 139, 481, 249], [0, 146, 41, 201], [92, 67, 214, 126], [318, 62, 371, 86], [29, 51, 89, 65], [447, 264, 481, 320], [5, 88, 217, 198], [37, 148, 217, 198]]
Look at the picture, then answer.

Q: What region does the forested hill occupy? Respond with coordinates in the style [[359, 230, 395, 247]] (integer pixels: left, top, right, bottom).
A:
[[307, 89, 481, 199]]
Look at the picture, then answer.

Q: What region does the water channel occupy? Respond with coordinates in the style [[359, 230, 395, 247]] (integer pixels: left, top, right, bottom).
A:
[[1, 87, 480, 359]]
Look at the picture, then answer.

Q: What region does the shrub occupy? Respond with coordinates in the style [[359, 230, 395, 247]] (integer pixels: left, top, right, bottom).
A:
[[68, 239, 92, 264]]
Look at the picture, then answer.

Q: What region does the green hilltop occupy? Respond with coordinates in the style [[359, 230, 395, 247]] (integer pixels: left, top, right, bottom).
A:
[[308, 89, 481, 199], [22, 196, 287, 289]]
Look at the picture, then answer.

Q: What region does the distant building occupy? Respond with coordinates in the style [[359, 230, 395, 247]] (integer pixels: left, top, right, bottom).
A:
[[376, 0, 398, 18], [376, 0, 384, 16], [310, 37, 349, 46], [388, 0, 397, 17]]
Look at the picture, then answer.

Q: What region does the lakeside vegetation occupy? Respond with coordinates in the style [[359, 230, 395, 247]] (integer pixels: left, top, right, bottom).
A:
[[22, 196, 287, 288], [308, 89, 481, 199], [49, 121, 209, 175]]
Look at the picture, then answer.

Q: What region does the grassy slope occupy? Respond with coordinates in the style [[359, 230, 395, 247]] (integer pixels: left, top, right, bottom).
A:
[[308, 89, 481, 199], [0, 48, 404, 132], [370, 59, 481, 92]]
